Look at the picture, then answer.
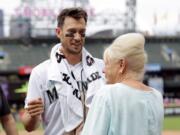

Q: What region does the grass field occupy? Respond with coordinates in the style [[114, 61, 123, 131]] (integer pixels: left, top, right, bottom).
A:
[[0, 116, 180, 134], [13, 115, 180, 131], [163, 116, 180, 131]]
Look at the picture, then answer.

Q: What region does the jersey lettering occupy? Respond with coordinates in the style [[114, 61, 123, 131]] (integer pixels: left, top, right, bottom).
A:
[[73, 88, 81, 100], [77, 81, 88, 91], [60, 71, 101, 101], [62, 73, 71, 85], [55, 52, 65, 63], [87, 72, 101, 83], [46, 87, 59, 104]]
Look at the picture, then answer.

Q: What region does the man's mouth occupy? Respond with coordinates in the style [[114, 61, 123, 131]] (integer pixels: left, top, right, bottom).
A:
[[72, 43, 81, 47]]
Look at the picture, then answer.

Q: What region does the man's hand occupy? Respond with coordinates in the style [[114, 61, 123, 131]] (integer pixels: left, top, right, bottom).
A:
[[21, 98, 44, 132], [27, 98, 44, 117]]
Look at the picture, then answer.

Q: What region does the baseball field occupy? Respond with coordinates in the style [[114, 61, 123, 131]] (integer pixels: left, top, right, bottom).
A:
[[0, 116, 179, 135]]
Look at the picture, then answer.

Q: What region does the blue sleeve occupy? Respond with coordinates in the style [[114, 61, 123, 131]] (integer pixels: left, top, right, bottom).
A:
[[81, 92, 110, 135]]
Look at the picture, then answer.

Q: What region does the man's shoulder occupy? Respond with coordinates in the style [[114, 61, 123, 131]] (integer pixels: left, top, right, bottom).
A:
[[32, 59, 50, 74], [94, 58, 103, 62], [94, 58, 104, 69]]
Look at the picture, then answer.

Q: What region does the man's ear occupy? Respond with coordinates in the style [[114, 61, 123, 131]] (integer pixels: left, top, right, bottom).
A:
[[119, 59, 126, 74], [56, 27, 61, 38]]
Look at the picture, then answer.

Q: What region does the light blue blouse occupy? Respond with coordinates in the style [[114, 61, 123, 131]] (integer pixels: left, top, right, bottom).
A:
[[81, 83, 164, 135]]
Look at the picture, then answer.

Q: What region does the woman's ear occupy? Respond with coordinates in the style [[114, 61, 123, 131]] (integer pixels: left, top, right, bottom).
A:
[[119, 59, 126, 74]]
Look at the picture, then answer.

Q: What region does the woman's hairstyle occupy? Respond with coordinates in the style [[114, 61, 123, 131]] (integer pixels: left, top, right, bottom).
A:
[[104, 33, 148, 80]]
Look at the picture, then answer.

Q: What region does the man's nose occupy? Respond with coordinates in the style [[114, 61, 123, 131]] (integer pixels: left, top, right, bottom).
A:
[[74, 33, 81, 41]]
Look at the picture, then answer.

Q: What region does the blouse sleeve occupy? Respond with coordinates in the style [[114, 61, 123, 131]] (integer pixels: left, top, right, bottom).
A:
[[81, 91, 110, 135]]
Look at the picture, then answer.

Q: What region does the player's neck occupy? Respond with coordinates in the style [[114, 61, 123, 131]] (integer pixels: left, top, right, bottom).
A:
[[66, 54, 82, 65], [60, 48, 82, 65]]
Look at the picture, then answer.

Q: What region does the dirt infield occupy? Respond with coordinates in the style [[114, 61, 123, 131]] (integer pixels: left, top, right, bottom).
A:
[[163, 131, 180, 135], [0, 130, 180, 135]]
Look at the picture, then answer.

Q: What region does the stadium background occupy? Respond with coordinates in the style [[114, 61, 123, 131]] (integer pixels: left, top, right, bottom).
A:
[[0, 0, 180, 134]]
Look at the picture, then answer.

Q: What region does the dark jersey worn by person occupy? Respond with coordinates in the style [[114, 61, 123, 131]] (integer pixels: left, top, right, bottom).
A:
[[0, 86, 19, 135], [0, 87, 11, 116]]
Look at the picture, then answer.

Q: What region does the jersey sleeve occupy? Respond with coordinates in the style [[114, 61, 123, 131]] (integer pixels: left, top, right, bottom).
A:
[[81, 91, 110, 135], [0, 87, 11, 116], [24, 69, 43, 108]]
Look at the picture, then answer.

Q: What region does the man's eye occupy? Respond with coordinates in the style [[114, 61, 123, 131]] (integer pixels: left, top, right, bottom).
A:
[[65, 30, 86, 37], [65, 32, 75, 37], [80, 32, 85, 37]]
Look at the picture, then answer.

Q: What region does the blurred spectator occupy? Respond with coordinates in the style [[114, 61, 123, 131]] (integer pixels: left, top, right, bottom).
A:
[[0, 86, 19, 135]]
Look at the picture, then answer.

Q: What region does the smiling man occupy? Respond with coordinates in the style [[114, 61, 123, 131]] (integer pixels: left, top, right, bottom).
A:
[[21, 7, 105, 135]]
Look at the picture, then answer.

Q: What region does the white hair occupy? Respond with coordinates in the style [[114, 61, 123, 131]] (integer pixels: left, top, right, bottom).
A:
[[104, 33, 148, 81]]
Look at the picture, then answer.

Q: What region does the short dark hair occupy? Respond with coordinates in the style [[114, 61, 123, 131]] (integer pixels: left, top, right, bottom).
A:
[[57, 7, 88, 27]]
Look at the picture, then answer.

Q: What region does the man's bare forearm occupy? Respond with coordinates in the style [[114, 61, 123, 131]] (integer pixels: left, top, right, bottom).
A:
[[1, 114, 19, 135], [21, 110, 41, 132]]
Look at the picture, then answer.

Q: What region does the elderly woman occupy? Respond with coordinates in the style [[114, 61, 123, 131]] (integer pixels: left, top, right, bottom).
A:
[[81, 33, 164, 135]]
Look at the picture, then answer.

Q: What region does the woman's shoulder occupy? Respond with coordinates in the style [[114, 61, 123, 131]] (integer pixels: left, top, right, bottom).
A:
[[96, 84, 123, 98]]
